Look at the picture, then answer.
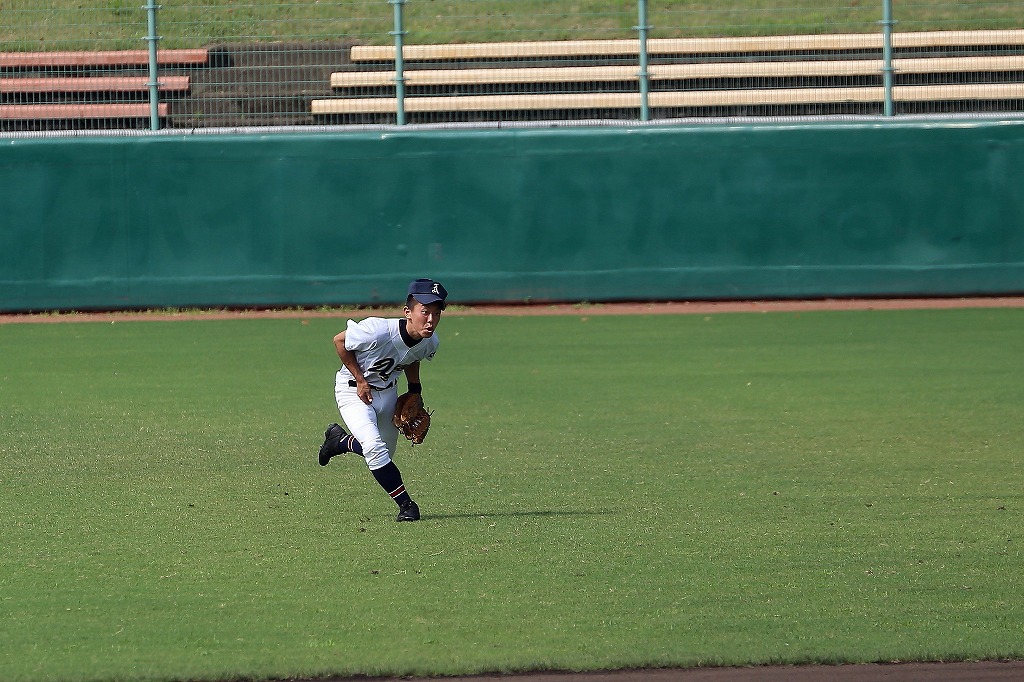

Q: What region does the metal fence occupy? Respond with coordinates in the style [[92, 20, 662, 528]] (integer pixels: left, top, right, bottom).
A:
[[1, 0, 1022, 133]]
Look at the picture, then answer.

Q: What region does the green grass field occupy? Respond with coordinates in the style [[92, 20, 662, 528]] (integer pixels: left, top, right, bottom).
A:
[[1, 308, 1023, 682]]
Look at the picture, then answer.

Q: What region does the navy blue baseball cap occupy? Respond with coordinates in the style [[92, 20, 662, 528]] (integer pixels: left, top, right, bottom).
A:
[[408, 278, 448, 309]]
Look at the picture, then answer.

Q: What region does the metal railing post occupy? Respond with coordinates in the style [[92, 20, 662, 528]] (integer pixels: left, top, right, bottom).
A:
[[880, 0, 896, 116], [390, 0, 407, 125], [143, 0, 161, 130], [635, 0, 651, 121]]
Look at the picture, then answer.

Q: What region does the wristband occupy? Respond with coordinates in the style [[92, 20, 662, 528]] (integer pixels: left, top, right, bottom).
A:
[[408, 382, 422, 393]]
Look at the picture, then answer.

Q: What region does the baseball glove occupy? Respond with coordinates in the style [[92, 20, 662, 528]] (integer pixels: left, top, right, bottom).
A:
[[393, 392, 431, 445]]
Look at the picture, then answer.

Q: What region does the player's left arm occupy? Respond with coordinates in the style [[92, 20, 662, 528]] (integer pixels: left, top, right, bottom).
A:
[[404, 361, 422, 393]]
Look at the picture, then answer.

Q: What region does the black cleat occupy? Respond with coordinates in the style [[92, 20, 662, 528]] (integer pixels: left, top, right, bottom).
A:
[[396, 500, 420, 522], [318, 423, 348, 466]]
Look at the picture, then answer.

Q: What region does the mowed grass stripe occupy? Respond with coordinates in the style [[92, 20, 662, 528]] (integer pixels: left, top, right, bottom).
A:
[[1, 309, 1022, 682]]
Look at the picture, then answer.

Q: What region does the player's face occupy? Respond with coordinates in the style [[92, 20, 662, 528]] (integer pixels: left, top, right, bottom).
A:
[[405, 301, 443, 339]]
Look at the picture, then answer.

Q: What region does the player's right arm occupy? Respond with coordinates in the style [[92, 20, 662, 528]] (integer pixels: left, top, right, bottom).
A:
[[334, 331, 373, 404]]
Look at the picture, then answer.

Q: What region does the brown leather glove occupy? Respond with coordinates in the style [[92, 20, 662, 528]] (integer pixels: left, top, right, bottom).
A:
[[392, 392, 431, 445]]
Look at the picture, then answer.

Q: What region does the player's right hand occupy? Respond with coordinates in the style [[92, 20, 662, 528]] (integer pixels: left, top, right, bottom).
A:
[[356, 380, 373, 405]]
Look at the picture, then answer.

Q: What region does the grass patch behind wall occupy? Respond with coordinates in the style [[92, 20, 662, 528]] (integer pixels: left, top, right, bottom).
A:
[[3, 0, 1020, 51]]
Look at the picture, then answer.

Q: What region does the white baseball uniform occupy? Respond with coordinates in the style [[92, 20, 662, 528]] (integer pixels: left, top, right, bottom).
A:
[[334, 317, 439, 470]]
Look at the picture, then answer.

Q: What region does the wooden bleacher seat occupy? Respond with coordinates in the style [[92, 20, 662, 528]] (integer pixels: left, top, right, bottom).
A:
[[313, 83, 1024, 116], [0, 102, 169, 121], [349, 30, 1024, 63], [330, 56, 1024, 89], [0, 49, 210, 69], [0, 75, 190, 95]]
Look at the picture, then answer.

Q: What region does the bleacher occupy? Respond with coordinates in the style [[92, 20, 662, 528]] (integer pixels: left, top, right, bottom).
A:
[[311, 30, 1024, 123], [0, 49, 208, 131], [2, 32, 1022, 131]]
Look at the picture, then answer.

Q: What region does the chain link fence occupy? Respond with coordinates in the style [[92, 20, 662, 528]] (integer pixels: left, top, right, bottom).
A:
[[1, 0, 1022, 133]]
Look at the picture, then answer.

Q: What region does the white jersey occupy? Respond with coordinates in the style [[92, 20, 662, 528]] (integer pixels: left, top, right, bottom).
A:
[[339, 317, 439, 388]]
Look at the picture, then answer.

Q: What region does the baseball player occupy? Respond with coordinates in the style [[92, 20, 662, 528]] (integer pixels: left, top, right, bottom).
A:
[[317, 278, 447, 522]]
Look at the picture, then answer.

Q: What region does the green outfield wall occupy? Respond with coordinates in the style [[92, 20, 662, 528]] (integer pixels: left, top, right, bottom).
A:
[[1, 120, 1023, 312]]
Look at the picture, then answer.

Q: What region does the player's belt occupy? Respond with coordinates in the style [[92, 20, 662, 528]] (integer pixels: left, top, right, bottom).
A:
[[348, 379, 396, 391]]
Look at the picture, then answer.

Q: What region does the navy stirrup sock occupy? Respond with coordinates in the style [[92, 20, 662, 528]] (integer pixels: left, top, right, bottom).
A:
[[371, 461, 412, 507], [340, 434, 362, 455]]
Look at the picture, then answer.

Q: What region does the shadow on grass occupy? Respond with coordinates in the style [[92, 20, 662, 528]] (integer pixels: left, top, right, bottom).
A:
[[425, 509, 614, 520]]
